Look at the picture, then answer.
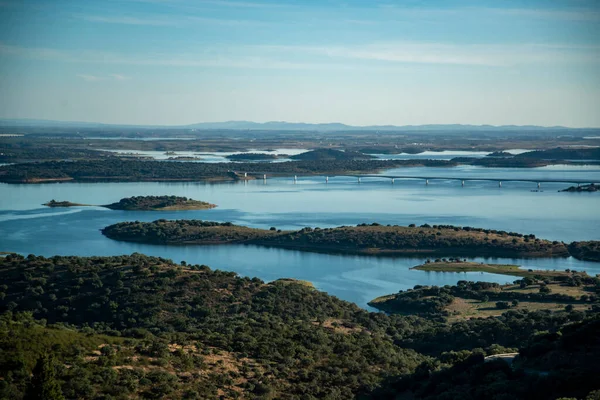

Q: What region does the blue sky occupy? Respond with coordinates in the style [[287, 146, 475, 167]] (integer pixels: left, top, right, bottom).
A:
[[0, 0, 599, 127]]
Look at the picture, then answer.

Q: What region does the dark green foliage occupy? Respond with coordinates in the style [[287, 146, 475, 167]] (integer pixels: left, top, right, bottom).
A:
[[226, 153, 279, 161], [1, 253, 598, 399], [369, 286, 455, 316], [365, 317, 600, 400], [0, 254, 425, 398], [104, 195, 213, 211], [27, 353, 65, 400], [515, 147, 600, 161], [568, 241, 600, 262], [289, 148, 374, 160]]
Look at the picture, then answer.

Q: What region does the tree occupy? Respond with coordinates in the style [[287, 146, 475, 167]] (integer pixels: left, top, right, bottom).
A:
[[539, 285, 551, 294], [496, 301, 510, 309], [27, 353, 65, 400]]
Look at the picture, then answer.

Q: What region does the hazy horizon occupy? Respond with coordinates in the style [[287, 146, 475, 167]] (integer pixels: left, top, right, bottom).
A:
[[1, 0, 599, 127], [2, 116, 599, 130]]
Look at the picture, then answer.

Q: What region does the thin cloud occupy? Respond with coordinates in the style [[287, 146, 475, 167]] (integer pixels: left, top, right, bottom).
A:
[[193, 0, 290, 8], [77, 74, 130, 81], [258, 42, 600, 67], [127, 0, 290, 9], [482, 7, 600, 22], [78, 15, 176, 26], [77, 14, 264, 27], [0, 43, 337, 70], [77, 74, 104, 82], [375, 5, 600, 22], [3, 41, 598, 71]]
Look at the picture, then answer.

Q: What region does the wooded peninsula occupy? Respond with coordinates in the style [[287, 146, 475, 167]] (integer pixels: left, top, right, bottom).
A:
[[101, 221, 574, 258]]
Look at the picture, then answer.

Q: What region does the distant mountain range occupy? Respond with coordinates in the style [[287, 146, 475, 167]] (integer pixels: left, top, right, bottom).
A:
[[0, 118, 590, 132]]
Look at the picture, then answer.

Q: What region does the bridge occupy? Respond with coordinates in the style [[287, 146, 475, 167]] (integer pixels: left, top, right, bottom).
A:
[[233, 171, 596, 187]]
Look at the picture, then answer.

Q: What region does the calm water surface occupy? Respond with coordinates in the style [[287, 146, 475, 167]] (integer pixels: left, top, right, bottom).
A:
[[1, 166, 599, 308]]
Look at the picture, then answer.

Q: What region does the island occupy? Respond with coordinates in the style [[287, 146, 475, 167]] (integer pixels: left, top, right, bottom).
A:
[[486, 151, 513, 157], [43, 196, 217, 211], [289, 148, 374, 161], [515, 147, 600, 161], [226, 153, 280, 161], [43, 200, 91, 207], [560, 183, 598, 192], [101, 222, 570, 258], [167, 156, 203, 161], [410, 259, 574, 278], [104, 195, 216, 211]]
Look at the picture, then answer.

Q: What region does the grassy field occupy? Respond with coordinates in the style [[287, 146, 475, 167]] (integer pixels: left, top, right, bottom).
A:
[[446, 296, 589, 321], [272, 278, 315, 288], [144, 200, 216, 211]]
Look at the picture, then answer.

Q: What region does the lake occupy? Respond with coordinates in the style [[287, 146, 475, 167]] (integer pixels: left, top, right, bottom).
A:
[[1, 165, 599, 308]]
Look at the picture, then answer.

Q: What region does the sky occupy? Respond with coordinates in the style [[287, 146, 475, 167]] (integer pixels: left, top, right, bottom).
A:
[[0, 0, 599, 127]]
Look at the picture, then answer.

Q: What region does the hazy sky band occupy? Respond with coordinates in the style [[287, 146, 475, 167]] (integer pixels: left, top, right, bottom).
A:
[[0, 0, 598, 126]]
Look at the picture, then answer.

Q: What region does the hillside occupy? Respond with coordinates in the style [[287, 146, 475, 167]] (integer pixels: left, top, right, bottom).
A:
[[1, 253, 599, 399], [0, 253, 425, 399], [101, 222, 571, 258], [290, 149, 374, 161], [367, 317, 600, 400]]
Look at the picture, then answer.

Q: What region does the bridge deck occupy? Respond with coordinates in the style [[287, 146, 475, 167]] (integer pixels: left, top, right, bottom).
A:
[[238, 172, 595, 185], [359, 175, 594, 184]]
